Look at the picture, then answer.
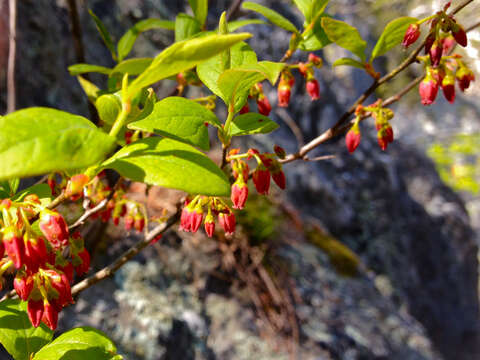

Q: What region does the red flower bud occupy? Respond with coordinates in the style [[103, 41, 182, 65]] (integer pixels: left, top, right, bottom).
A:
[[124, 214, 134, 230], [346, 124, 361, 154], [125, 131, 134, 144], [150, 234, 163, 244], [24, 235, 48, 271], [441, 35, 456, 55], [190, 208, 203, 233], [28, 299, 44, 328], [385, 125, 394, 143], [424, 34, 435, 55], [252, 164, 271, 195], [47, 270, 73, 306], [277, 83, 291, 107], [429, 40, 443, 67], [134, 215, 145, 233], [47, 178, 56, 196], [419, 70, 439, 106], [256, 94, 272, 116], [204, 213, 215, 238], [306, 79, 320, 100], [452, 24, 467, 47], [42, 300, 59, 330], [308, 53, 322, 67], [231, 181, 248, 210], [272, 170, 286, 190], [14, 272, 34, 301], [402, 23, 420, 48], [441, 73, 456, 103], [219, 212, 236, 236], [58, 262, 74, 283], [74, 249, 90, 276], [274, 145, 286, 159], [456, 66, 475, 92], [239, 103, 250, 114], [0, 241, 4, 259], [39, 210, 69, 249], [180, 204, 203, 233], [3, 226, 25, 268]]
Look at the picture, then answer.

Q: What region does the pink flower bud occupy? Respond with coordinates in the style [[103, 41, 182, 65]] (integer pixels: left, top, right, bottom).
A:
[[48, 270, 73, 306], [277, 84, 291, 107], [219, 212, 236, 235], [24, 235, 48, 271], [419, 71, 439, 106], [402, 23, 420, 48], [3, 226, 25, 268], [441, 35, 456, 55], [42, 300, 59, 330], [204, 213, 215, 238], [231, 181, 248, 210], [308, 53, 322, 67], [39, 210, 69, 249], [124, 215, 134, 230], [190, 208, 203, 233], [27, 299, 44, 328], [306, 79, 320, 100], [429, 40, 443, 67], [252, 165, 271, 195]]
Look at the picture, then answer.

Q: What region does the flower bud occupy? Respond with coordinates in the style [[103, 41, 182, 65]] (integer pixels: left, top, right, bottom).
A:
[[24, 235, 47, 271], [441, 72, 456, 103], [252, 164, 271, 195], [190, 206, 203, 233], [306, 79, 320, 100], [124, 214, 134, 230], [219, 211, 236, 236], [47, 177, 57, 196], [74, 248, 90, 276], [47, 270, 73, 306], [429, 40, 443, 67], [402, 23, 420, 48], [346, 123, 361, 154], [231, 180, 248, 210], [3, 226, 25, 268], [441, 35, 456, 55], [308, 53, 322, 67], [274, 145, 286, 159], [14, 272, 34, 301], [256, 94, 272, 116], [204, 213, 215, 238], [39, 210, 69, 249], [452, 23, 467, 47], [456, 66, 475, 92], [28, 299, 44, 328], [58, 262, 74, 283], [239, 102, 250, 114], [42, 300, 59, 330], [419, 68, 439, 106]]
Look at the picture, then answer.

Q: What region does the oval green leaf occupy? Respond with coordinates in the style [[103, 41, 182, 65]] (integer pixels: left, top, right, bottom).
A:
[[230, 113, 279, 136], [0, 108, 116, 180], [321, 17, 366, 61], [33, 327, 120, 360], [117, 18, 175, 61], [332, 57, 364, 69], [242, 2, 299, 34], [188, 0, 208, 26], [96, 94, 122, 125], [227, 19, 267, 32], [0, 299, 53, 360], [299, 14, 332, 51], [68, 64, 112, 76], [127, 33, 251, 99], [112, 58, 153, 76], [128, 96, 221, 151], [102, 137, 230, 196], [371, 17, 418, 60]]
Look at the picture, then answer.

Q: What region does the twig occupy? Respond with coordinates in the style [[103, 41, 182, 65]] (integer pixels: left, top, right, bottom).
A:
[[226, 0, 245, 21], [71, 205, 181, 295], [275, 108, 304, 147], [69, 198, 108, 230], [466, 20, 480, 32], [6, 0, 16, 113]]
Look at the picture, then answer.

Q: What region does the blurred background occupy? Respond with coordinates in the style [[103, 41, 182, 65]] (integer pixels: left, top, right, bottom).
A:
[[0, 0, 479, 359]]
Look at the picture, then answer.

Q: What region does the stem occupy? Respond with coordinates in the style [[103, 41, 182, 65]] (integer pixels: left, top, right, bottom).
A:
[[109, 103, 131, 138]]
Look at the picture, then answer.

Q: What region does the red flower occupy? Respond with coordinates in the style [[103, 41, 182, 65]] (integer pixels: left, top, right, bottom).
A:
[[39, 210, 69, 249], [219, 212, 236, 235], [239, 103, 250, 114], [74, 249, 90, 276], [308, 53, 322, 66], [58, 262, 74, 283], [27, 299, 44, 328], [306, 79, 320, 100], [441, 35, 456, 55], [124, 214, 134, 230], [272, 170, 286, 190], [180, 203, 203, 233], [14, 272, 34, 301], [42, 300, 59, 330], [419, 69, 439, 106], [204, 213, 215, 238], [252, 164, 271, 195], [24, 235, 48, 271], [134, 215, 145, 233], [277, 83, 291, 107], [3, 226, 25, 269], [231, 181, 248, 210], [256, 94, 272, 116], [441, 73, 456, 103], [402, 23, 420, 48]]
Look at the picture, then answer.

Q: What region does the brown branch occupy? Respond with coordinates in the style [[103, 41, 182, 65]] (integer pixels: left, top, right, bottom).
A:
[[69, 198, 108, 230], [71, 206, 180, 295], [280, 0, 474, 163], [226, 0, 245, 21], [275, 108, 304, 147], [6, 0, 16, 113]]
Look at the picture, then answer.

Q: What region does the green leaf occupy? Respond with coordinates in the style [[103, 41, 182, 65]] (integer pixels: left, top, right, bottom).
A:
[[0, 178, 19, 197], [197, 41, 257, 98], [127, 33, 251, 99], [242, 2, 299, 34], [33, 327, 120, 360], [293, 0, 311, 19], [229, 113, 279, 136], [68, 64, 111, 76], [227, 19, 267, 32], [188, 0, 208, 27], [255, 61, 285, 84], [128, 97, 221, 151], [371, 16, 418, 60], [332, 57, 365, 69], [111, 58, 153, 76], [0, 299, 53, 360], [309, 0, 330, 22], [77, 76, 101, 104], [321, 17, 366, 61], [117, 18, 174, 61], [175, 13, 202, 42], [0, 108, 116, 180], [96, 94, 122, 125], [88, 10, 117, 60], [299, 14, 332, 51], [12, 183, 53, 203], [103, 137, 230, 196]]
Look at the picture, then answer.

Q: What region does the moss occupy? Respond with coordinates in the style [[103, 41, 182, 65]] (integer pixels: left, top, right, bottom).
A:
[[306, 227, 360, 277]]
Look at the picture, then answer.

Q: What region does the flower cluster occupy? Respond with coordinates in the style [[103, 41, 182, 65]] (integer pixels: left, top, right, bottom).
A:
[[402, 7, 474, 105], [0, 197, 90, 330]]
